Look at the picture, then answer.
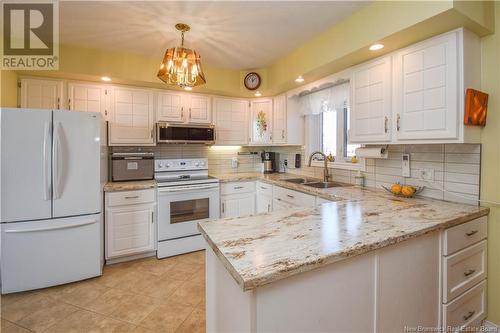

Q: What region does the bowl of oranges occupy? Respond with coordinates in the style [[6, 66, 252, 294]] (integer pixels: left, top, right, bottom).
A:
[[382, 183, 424, 198]]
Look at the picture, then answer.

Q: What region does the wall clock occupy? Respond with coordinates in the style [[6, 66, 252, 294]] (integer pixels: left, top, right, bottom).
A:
[[244, 72, 261, 90]]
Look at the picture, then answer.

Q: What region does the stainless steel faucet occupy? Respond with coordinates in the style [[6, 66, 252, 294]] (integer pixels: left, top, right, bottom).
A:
[[308, 151, 330, 182]]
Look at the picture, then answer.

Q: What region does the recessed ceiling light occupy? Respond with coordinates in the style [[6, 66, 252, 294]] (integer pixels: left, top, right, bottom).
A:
[[101, 76, 111, 82], [184, 86, 193, 91], [295, 76, 304, 83], [369, 44, 384, 51], [254, 91, 262, 97]]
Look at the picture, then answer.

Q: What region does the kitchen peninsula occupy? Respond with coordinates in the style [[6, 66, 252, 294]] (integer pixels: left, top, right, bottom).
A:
[[198, 175, 489, 332]]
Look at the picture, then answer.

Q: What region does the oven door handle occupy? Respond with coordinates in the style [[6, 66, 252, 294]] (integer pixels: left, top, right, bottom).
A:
[[158, 184, 219, 193]]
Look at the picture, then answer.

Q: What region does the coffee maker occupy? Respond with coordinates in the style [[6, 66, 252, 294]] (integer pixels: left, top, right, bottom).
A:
[[261, 151, 279, 173]]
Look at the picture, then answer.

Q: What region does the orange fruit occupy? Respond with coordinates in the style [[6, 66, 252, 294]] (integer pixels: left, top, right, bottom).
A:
[[391, 183, 402, 194], [401, 185, 416, 197]]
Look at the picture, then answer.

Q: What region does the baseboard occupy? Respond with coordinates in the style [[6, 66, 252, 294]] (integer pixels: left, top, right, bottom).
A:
[[105, 251, 156, 265], [483, 320, 499, 330]]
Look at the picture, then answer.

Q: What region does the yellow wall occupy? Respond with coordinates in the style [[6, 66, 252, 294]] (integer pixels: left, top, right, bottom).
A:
[[0, 70, 18, 108], [480, 2, 500, 324]]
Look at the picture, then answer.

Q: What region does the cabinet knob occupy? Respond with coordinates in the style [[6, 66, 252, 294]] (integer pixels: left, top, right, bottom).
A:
[[463, 311, 475, 321], [465, 230, 478, 236], [463, 269, 476, 277]]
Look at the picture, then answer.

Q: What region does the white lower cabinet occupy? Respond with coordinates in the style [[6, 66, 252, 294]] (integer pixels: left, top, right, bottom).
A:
[[273, 186, 316, 208], [256, 181, 273, 213], [441, 217, 488, 331], [105, 189, 156, 260], [220, 182, 256, 218], [221, 193, 255, 218]]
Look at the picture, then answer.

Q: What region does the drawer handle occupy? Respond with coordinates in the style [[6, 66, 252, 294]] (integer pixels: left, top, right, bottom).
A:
[[234, 186, 244, 189], [286, 194, 295, 199], [466, 230, 478, 236], [260, 186, 267, 190], [463, 269, 476, 277], [463, 310, 475, 321], [124, 195, 140, 199]]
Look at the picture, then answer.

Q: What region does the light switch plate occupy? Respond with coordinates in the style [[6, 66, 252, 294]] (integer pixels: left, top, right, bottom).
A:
[[402, 154, 410, 177], [231, 157, 238, 168]]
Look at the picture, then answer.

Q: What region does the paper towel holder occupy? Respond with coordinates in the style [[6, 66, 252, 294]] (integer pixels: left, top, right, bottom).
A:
[[355, 145, 389, 159]]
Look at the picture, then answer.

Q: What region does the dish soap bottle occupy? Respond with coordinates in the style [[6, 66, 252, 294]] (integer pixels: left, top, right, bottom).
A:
[[354, 170, 365, 187]]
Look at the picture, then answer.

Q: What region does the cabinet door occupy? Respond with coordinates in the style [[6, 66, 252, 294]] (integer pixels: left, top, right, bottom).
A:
[[272, 95, 287, 144], [250, 99, 273, 144], [68, 82, 109, 120], [214, 98, 248, 145], [272, 198, 293, 211], [109, 87, 155, 145], [20, 78, 63, 109], [349, 56, 392, 143], [106, 203, 155, 259], [187, 95, 211, 124], [221, 193, 255, 218], [393, 32, 458, 140], [256, 195, 273, 214], [157, 91, 184, 122]]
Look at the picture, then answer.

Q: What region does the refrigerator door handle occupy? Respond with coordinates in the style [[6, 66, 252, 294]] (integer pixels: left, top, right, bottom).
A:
[[5, 218, 98, 233], [53, 122, 63, 199], [43, 121, 52, 200]]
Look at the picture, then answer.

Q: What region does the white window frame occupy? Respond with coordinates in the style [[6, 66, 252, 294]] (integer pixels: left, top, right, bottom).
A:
[[310, 104, 365, 171]]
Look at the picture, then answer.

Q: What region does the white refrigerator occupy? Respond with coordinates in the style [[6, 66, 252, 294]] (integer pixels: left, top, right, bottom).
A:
[[1, 108, 102, 294]]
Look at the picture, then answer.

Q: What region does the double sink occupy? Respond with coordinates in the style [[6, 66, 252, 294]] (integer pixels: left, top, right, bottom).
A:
[[284, 178, 352, 188]]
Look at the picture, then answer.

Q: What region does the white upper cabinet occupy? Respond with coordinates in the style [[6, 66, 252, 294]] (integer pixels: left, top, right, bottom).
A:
[[20, 78, 64, 110], [108, 87, 155, 146], [349, 28, 480, 144], [250, 99, 273, 145], [213, 97, 248, 145], [393, 31, 458, 141], [157, 91, 184, 122], [272, 95, 287, 144], [186, 94, 211, 124], [157, 92, 211, 124], [349, 56, 392, 143], [68, 82, 110, 120]]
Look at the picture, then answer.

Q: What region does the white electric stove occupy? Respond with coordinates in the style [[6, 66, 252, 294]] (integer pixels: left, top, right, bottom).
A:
[[155, 158, 219, 258]]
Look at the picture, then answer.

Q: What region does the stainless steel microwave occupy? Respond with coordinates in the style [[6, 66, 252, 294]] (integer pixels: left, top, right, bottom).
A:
[[156, 123, 216, 144]]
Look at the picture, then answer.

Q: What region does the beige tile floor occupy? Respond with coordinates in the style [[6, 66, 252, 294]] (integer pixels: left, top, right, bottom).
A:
[[0, 251, 206, 333]]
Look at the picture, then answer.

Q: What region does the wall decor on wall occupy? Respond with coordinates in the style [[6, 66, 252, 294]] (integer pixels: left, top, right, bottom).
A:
[[464, 88, 488, 126]]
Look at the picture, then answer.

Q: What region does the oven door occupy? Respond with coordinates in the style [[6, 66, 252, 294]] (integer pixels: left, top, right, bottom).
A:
[[157, 183, 220, 241]]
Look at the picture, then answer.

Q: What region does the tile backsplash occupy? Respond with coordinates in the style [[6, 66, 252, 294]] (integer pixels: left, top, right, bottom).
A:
[[111, 143, 481, 205]]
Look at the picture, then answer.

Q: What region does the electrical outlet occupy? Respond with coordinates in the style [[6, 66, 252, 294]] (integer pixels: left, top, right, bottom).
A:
[[231, 157, 238, 168], [420, 168, 434, 181]]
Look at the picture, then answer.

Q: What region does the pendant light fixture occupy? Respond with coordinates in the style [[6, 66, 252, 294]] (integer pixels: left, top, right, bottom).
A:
[[157, 23, 206, 88]]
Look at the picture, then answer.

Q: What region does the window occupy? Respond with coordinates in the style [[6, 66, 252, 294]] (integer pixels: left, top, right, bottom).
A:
[[320, 102, 360, 161], [300, 80, 362, 169]]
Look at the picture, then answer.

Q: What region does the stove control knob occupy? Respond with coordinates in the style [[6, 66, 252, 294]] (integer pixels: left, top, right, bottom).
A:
[[166, 162, 171, 168], [200, 161, 206, 166], [195, 162, 200, 167], [157, 162, 163, 168]]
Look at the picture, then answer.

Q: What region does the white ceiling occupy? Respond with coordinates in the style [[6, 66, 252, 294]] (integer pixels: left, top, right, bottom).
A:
[[60, 1, 367, 70]]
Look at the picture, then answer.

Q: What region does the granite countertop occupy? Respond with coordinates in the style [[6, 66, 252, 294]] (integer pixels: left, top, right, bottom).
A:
[[103, 180, 157, 192], [199, 173, 489, 291]]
